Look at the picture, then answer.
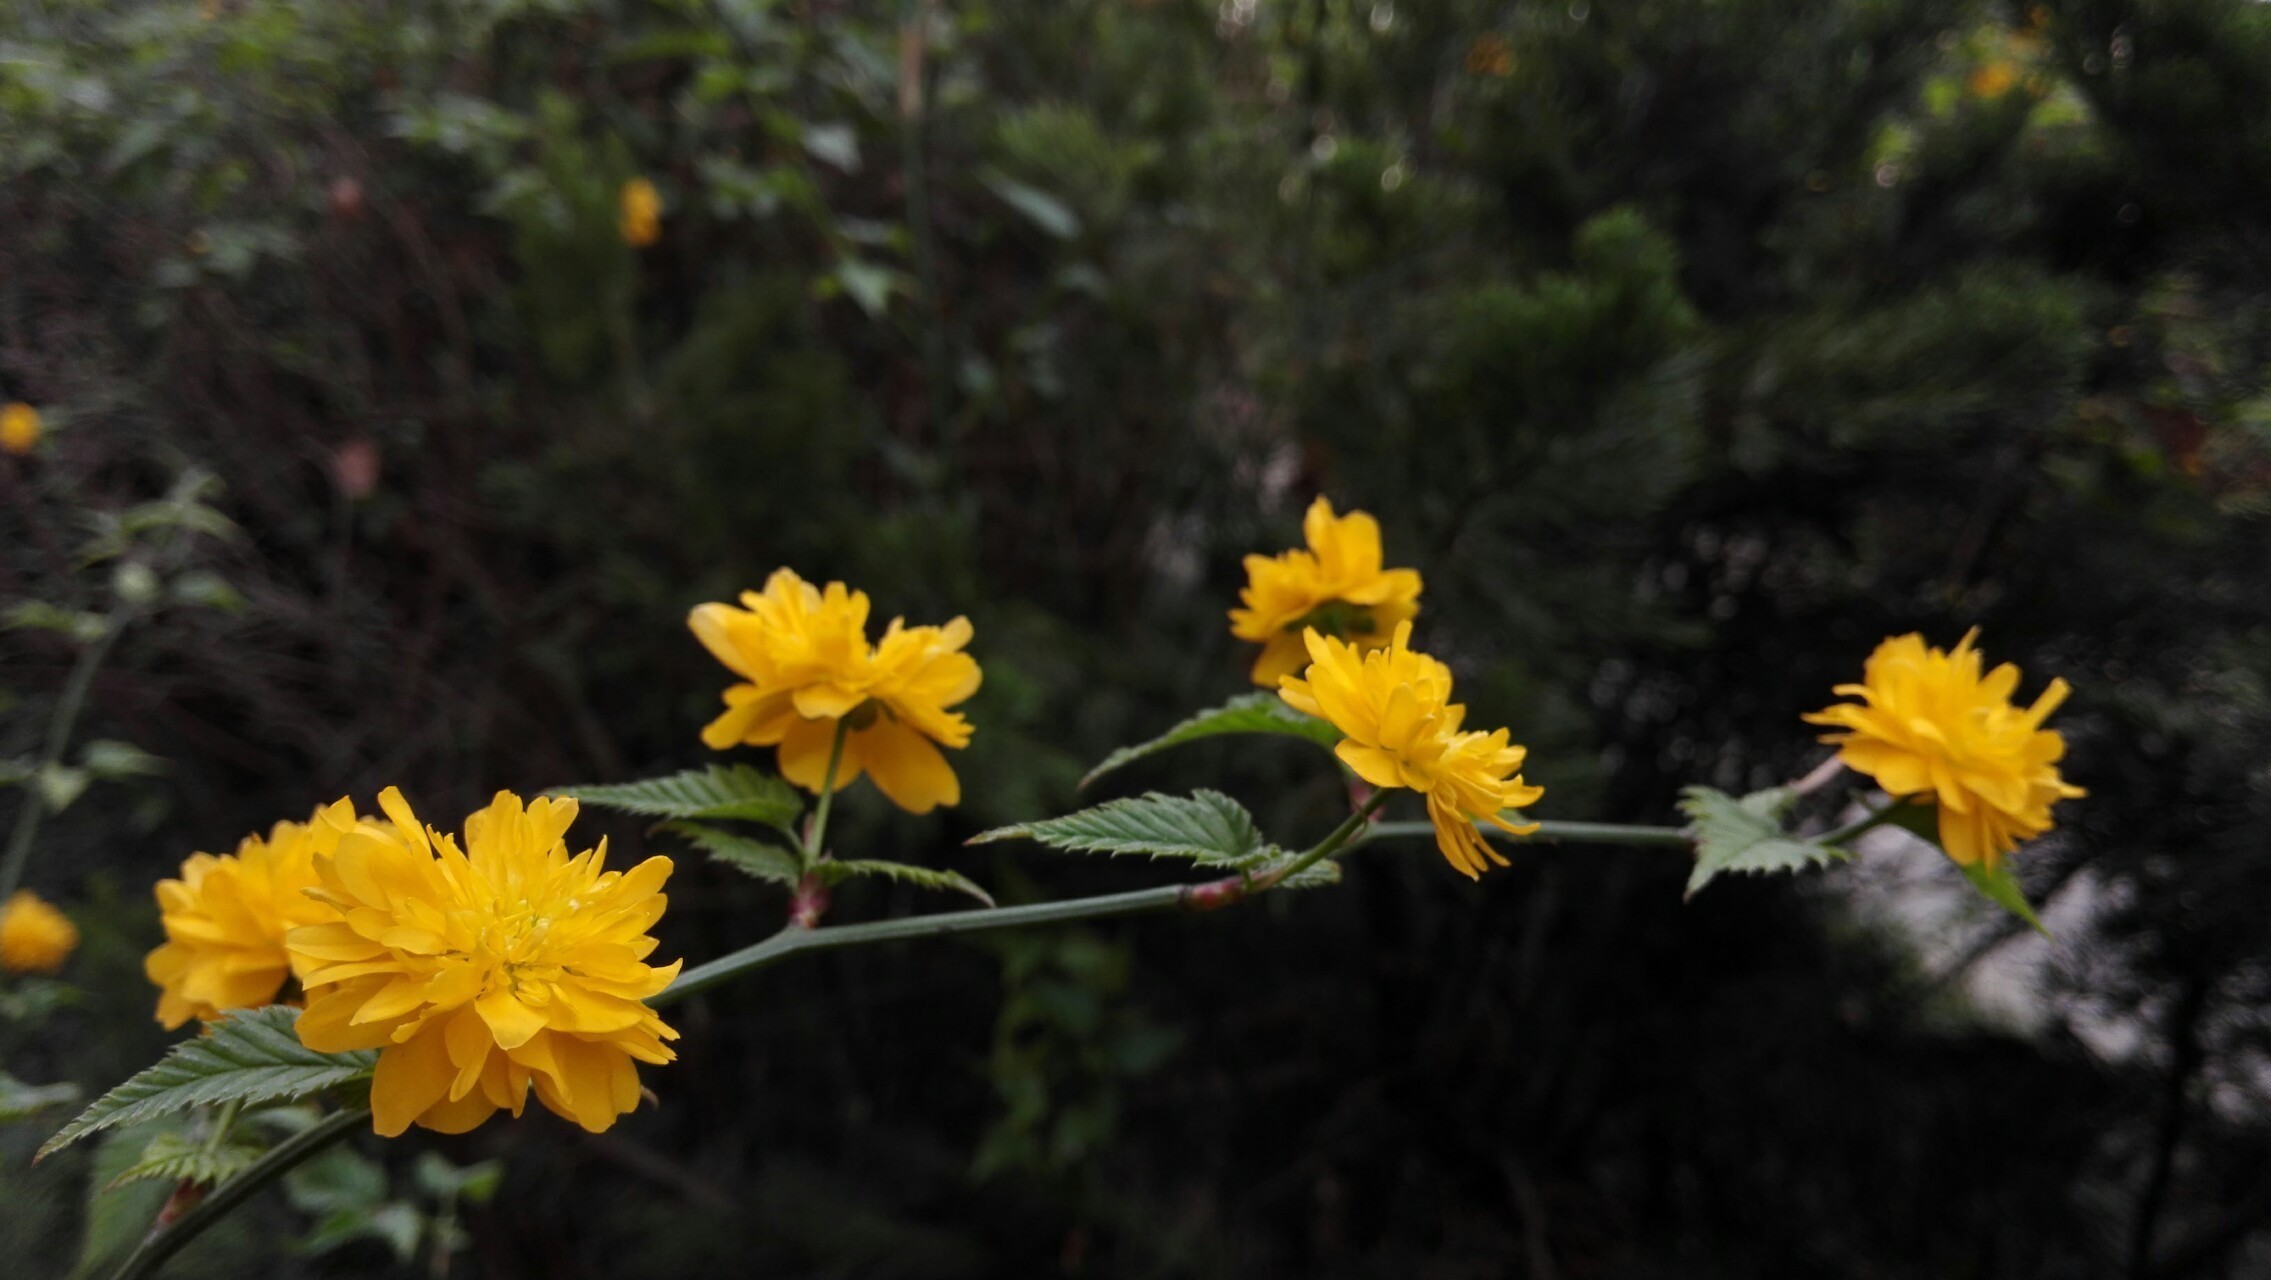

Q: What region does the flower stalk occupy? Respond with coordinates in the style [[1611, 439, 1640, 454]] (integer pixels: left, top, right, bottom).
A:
[[802, 718, 851, 864], [0, 615, 124, 906], [1358, 817, 1694, 852], [1813, 797, 1911, 848], [1246, 791, 1389, 891]]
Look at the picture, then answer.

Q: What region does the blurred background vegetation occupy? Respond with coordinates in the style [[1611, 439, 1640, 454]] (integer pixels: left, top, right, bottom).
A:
[[5, 0, 2271, 1275]]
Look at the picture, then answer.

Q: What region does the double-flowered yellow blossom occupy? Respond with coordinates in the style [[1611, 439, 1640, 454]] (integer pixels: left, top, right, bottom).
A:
[[690, 569, 981, 814], [1231, 497, 1423, 688], [1805, 630, 2084, 871], [285, 789, 680, 1137], [146, 802, 356, 1028], [619, 178, 661, 247], [1, 402, 41, 456], [1279, 622, 1543, 879], [1, 890, 78, 973]]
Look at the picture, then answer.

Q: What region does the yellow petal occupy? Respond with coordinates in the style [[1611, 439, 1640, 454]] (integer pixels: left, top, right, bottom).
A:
[[370, 1025, 455, 1137], [474, 986, 548, 1050], [858, 720, 961, 814]]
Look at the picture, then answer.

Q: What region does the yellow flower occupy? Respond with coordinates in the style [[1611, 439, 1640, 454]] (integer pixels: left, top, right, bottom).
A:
[[285, 788, 680, 1137], [619, 178, 661, 247], [0, 890, 78, 973], [145, 802, 357, 1029], [1230, 497, 1423, 688], [1969, 60, 2019, 99], [1804, 630, 2084, 871], [1278, 622, 1543, 879], [1, 402, 41, 456], [690, 568, 980, 814], [1465, 33, 1514, 77]]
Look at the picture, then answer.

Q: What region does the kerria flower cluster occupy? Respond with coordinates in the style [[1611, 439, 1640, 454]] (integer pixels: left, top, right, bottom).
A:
[[284, 789, 680, 1137], [1, 889, 77, 974], [690, 568, 981, 815], [1, 402, 40, 456], [1280, 622, 1544, 879], [1231, 496, 1423, 687], [146, 801, 356, 1029], [1806, 629, 2084, 870], [620, 178, 661, 247]]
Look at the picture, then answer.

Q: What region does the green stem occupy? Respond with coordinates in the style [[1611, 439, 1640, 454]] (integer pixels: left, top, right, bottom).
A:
[[802, 718, 851, 863], [1815, 797, 1910, 848], [661, 881, 1208, 1006], [0, 617, 123, 905], [1248, 790, 1388, 890], [1358, 817, 1694, 852], [200, 1098, 243, 1160], [105, 1106, 369, 1280]]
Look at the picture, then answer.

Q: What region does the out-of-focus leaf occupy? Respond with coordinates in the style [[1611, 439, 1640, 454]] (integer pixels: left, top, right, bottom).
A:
[[0, 1072, 82, 1123], [80, 739, 167, 779], [981, 171, 1081, 239]]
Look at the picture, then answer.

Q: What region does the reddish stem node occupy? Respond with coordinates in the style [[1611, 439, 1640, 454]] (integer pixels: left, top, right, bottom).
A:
[[790, 872, 832, 929], [1180, 875, 1249, 912]]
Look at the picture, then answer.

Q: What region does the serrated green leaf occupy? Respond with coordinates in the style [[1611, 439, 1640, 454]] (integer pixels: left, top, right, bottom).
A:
[[40, 1007, 376, 1158], [1081, 697, 1342, 789], [105, 1128, 264, 1191], [0, 1072, 81, 1123], [1679, 785, 1848, 899], [662, 820, 803, 886], [1958, 858, 2050, 936], [816, 860, 995, 906], [552, 765, 802, 834], [973, 790, 1276, 867]]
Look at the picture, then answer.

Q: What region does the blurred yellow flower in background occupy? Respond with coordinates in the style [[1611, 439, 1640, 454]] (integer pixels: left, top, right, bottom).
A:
[[1231, 496, 1423, 688], [620, 177, 662, 247], [1805, 629, 2084, 870], [0, 889, 77, 973], [1969, 60, 2019, 98], [145, 801, 357, 1029], [1, 402, 42, 455], [690, 568, 981, 814], [1279, 622, 1542, 879], [286, 788, 680, 1137], [1465, 33, 1514, 77]]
